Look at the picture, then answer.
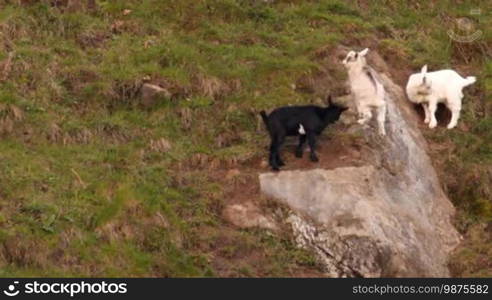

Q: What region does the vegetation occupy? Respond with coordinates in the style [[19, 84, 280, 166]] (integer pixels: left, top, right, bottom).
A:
[[0, 0, 489, 276]]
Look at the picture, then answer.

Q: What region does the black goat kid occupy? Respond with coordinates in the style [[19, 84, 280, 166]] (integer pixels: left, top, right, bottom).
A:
[[260, 96, 348, 171]]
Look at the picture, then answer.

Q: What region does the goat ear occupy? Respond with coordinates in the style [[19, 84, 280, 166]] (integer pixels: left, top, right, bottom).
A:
[[359, 48, 369, 57], [421, 64, 427, 76], [421, 65, 428, 84], [421, 64, 428, 74]]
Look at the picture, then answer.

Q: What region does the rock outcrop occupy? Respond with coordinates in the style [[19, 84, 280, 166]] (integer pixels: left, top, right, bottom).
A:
[[259, 61, 461, 277]]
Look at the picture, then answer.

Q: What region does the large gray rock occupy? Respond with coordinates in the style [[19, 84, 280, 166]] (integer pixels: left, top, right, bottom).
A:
[[259, 70, 461, 277]]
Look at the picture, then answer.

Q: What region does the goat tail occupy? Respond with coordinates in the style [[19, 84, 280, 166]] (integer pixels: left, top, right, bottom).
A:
[[260, 111, 269, 127], [463, 76, 476, 87]]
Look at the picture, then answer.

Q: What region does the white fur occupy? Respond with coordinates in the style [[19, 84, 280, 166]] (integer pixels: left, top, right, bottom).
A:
[[406, 65, 476, 129], [298, 124, 306, 135], [342, 48, 387, 135]]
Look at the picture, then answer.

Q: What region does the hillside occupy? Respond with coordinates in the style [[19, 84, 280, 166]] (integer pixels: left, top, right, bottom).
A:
[[0, 0, 490, 277]]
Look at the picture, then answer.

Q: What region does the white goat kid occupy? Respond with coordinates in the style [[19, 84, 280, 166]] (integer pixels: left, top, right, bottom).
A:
[[406, 65, 476, 129], [342, 48, 387, 135]]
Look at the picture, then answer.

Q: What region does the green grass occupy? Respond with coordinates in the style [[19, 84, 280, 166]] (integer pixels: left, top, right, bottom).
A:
[[0, 0, 490, 277]]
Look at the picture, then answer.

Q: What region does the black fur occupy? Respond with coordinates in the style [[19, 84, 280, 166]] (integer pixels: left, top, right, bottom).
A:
[[260, 96, 348, 171]]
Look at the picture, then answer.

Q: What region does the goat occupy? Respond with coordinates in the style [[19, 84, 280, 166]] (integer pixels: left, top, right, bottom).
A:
[[260, 96, 348, 171], [342, 48, 387, 135], [406, 65, 476, 129]]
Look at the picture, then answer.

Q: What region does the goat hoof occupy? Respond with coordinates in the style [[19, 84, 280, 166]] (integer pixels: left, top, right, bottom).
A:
[[278, 160, 285, 166], [310, 156, 319, 162], [295, 150, 303, 158], [429, 122, 437, 129], [272, 167, 280, 171]]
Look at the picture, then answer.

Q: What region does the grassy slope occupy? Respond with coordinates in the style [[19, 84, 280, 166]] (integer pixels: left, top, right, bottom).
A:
[[0, 0, 490, 276]]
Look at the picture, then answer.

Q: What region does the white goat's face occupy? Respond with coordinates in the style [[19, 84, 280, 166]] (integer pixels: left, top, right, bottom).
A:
[[342, 48, 369, 69], [342, 51, 356, 65], [414, 77, 432, 103], [417, 81, 432, 96]]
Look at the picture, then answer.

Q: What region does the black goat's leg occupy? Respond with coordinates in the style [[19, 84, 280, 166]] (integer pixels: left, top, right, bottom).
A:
[[307, 132, 319, 162], [295, 134, 306, 158], [269, 137, 280, 171], [276, 133, 286, 167]]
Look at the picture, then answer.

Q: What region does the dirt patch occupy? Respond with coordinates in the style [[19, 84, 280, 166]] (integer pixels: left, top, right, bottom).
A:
[[261, 134, 366, 172]]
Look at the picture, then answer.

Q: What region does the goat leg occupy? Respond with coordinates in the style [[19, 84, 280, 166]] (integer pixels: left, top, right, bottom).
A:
[[428, 100, 438, 128], [307, 132, 319, 162], [447, 99, 462, 129], [295, 135, 306, 158], [269, 141, 280, 170], [422, 103, 431, 124]]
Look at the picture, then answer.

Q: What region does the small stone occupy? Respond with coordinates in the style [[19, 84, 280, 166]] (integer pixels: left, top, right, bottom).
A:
[[140, 83, 171, 108], [226, 169, 241, 180], [223, 202, 278, 231]]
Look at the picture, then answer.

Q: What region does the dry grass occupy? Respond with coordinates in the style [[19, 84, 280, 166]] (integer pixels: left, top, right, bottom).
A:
[[0, 104, 24, 135]]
